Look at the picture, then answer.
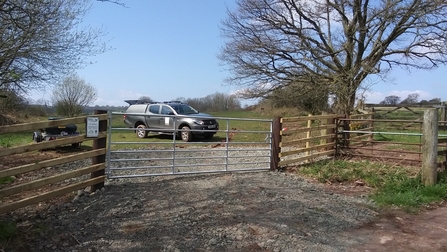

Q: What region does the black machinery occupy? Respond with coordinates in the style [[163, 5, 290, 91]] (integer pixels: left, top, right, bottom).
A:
[[32, 117, 81, 147]]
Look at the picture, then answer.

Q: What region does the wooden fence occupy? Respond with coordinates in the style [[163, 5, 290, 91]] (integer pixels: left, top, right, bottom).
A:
[[273, 114, 338, 167], [274, 111, 447, 170], [0, 111, 107, 214], [3, 109, 446, 213], [338, 116, 423, 163], [337, 113, 447, 168], [363, 103, 446, 121]]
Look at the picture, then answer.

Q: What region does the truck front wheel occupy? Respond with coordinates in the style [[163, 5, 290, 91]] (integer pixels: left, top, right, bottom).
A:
[[179, 126, 193, 142]]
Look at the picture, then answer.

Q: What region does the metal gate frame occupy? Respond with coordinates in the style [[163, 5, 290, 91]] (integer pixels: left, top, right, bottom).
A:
[[106, 111, 274, 178]]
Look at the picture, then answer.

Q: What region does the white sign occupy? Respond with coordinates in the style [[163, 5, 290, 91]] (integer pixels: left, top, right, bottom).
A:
[[86, 117, 99, 137]]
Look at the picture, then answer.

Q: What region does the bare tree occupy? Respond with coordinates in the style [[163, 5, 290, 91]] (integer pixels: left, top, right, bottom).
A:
[[269, 83, 329, 114], [52, 74, 98, 117], [379, 95, 401, 105], [428, 98, 441, 104], [0, 88, 27, 114], [184, 93, 242, 112], [400, 93, 420, 104], [139, 96, 154, 103], [219, 0, 447, 115], [0, 0, 109, 98], [97, 0, 126, 7]]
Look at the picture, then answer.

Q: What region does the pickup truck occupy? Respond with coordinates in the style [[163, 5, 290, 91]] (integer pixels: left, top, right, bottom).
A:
[[123, 100, 219, 142]]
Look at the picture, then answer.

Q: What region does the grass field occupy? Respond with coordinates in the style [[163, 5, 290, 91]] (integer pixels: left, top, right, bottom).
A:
[[106, 110, 275, 149], [2, 108, 444, 149], [2, 108, 445, 148], [0, 110, 276, 149]]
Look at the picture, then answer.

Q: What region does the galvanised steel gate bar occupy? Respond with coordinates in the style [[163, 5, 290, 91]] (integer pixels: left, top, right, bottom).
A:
[[106, 111, 273, 178]]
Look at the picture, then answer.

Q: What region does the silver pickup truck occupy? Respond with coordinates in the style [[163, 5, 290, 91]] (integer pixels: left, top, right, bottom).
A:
[[123, 100, 219, 142]]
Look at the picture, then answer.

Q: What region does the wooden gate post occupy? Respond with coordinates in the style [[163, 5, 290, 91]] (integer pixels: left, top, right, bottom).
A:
[[327, 115, 336, 154], [368, 108, 375, 144], [270, 117, 282, 171], [320, 112, 328, 146], [422, 108, 438, 186], [441, 102, 446, 124], [343, 114, 350, 148], [305, 114, 312, 163], [91, 110, 108, 192]]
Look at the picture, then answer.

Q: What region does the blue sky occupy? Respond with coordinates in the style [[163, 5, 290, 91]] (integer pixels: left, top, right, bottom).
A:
[[30, 0, 446, 107]]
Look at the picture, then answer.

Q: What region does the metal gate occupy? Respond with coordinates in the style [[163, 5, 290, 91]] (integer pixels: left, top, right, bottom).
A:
[[106, 111, 273, 178]]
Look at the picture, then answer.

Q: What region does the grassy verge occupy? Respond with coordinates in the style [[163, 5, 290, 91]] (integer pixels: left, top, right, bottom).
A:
[[0, 221, 17, 248], [297, 159, 447, 212], [0, 132, 33, 148], [0, 176, 15, 185]]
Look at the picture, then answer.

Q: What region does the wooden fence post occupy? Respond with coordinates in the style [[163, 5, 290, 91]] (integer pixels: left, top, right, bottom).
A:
[[327, 115, 336, 155], [334, 116, 342, 157], [91, 110, 108, 192], [270, 117, 282, 171], [422, 108, 438, 186], [305, 114, 312, 163], [441, 102, 446, 123], [343, 114, 350, 148], [368, 108, 375, 144], [320, 111, 328, 146]]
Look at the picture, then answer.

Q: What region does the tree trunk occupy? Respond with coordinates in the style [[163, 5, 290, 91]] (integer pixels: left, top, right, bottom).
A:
[[333, 81, 357, 116]]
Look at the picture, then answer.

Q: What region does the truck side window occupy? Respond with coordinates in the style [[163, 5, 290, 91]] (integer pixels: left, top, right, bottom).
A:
[[149, 105, 160, 114], [161, 105, 174, 115]]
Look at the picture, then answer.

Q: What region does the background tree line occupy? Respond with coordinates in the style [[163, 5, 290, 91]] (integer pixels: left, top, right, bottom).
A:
[[379, 93, 442, 106], [134, 93, 243, 113]]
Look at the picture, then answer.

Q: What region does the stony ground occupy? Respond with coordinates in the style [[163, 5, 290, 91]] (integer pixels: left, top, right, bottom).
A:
[[2, 171, 379, 252]]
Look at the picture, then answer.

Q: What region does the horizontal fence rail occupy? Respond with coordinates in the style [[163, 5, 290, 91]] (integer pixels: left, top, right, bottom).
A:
[[277, 113, 338, 167], [0, 111, 107, 214], [337, 115, 447, 166]]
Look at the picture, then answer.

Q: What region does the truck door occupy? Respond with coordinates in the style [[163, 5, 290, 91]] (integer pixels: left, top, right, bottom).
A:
[[145, 104, 161, 130], [160, 105, 176, 133]]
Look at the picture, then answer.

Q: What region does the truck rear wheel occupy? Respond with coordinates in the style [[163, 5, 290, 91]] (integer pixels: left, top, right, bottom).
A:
[[136, 124, 149, 138]]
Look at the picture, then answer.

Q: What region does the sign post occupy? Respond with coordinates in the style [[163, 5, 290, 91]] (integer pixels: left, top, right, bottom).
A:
[[86, 117, 99, 138]]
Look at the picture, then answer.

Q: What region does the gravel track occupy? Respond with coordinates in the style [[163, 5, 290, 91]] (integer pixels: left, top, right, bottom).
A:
[[1, 148, 379, 252]]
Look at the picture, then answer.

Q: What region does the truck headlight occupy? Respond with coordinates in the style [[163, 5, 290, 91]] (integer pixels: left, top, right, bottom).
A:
[[193, 120, 204, 125]]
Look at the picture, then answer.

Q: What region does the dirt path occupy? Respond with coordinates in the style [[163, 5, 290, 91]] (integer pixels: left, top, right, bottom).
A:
[[347, 204, 447, 252], [322, 182, 447, 252]]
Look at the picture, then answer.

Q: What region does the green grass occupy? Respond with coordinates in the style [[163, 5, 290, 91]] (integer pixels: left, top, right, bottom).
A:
[[0, 221, 17, 246], [211, 110, 267, 118], [298, 159, 447, 212], [373, 108, 424, 120], [0, 176, 15, 185], [0, 221, 52, 250], [107, 110, 273, 149], [366, 113, 447, 158], [0, 132, 33, 148]]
